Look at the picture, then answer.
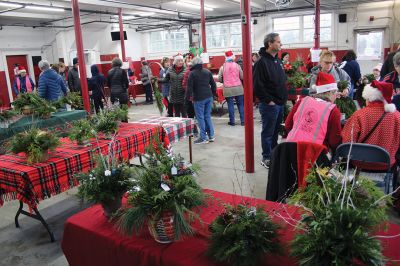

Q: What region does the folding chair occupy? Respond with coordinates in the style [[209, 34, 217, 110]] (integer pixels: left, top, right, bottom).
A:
[[333, 143, 393, 194]]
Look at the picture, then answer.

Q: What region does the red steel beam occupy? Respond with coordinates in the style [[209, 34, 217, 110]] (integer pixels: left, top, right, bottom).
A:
[[200, 0, 207, 52], [118, 8, 127, 62], [71, 0, 90, 113], [241, 0, 254, 173], [314, 0, 320, 49]]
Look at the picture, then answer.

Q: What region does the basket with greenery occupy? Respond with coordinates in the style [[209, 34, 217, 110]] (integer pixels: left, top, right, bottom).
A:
[[75, 152, 134, 217], [69, 119, 96, 145], [34, 101, 56, 119], [334, 80, 357, 119], [12, 93, 45, 115], [289, 166, 390, 265], [207, 203, 281, 266], [117, 139, 206, 243], [9, 128, 60, 163]]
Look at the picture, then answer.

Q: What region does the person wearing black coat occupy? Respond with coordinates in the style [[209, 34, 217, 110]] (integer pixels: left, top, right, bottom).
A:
[[107, 57, 129, 106], [88, 64, 105, 113]]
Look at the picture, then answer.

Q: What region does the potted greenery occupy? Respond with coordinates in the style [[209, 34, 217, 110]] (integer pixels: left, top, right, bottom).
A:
[[0, 109, 18, 128], [207, 203, 281, 266], [93, 108, 126, 138], [57, 92, 84, 110], [69, 119, 96, 145], [334, 80, 357, 119], [289, 167, 389, 265], [117, 139, 206, 243], [10, 128, 60, 163], [76, 155, 134, 217], [12, 93, 44, 115]]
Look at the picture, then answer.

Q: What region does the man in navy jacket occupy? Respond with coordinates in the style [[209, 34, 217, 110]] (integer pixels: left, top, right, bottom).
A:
[[38, 60, 67, 101], [253, 33, 287, 169]]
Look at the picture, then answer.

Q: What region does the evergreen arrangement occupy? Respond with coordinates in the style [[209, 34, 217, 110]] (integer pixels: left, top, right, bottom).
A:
[[334, 80, 357, 119], [0, 109, 18, 122], [34, 101, 56, 119], [55, 92, 84, 110], [117, 139, 206, 241], [207, 203, 281, 266], [69, 119, 96, 145], [75, 155, 134, 205], [12, 93, 45, 114], [289, 167, 389, 265], [9, 128, 60, 163], [93, 108, 121, 136]]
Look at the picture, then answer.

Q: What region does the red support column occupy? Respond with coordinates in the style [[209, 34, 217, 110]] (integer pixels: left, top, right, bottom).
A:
[[241, 0, 254, 173], [314, 0, 320, 49], [71, 0, 90, 113], [200, 0, 207, 52], [118, 8, 126, 62]]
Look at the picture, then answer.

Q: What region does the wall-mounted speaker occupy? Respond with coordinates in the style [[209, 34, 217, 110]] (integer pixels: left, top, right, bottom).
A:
[[339, 14, 347, 23]]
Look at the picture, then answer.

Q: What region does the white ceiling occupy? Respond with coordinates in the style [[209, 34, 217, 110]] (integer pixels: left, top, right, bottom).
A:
[[0, 0, 388, 29]]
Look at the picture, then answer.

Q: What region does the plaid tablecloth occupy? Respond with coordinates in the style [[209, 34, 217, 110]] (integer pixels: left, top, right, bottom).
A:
[[0, 123, 164, 209], [133, 116, 195, 143]]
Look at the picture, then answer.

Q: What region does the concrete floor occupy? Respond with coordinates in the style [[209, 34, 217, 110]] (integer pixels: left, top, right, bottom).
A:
[[0, 100, 268, 265]]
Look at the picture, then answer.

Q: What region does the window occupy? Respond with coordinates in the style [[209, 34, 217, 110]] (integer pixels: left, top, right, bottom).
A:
[[273, 13, 332, 44], [357, 31, 383, 60], [205, 22, 254, 48], [149, 29, 189, 53]]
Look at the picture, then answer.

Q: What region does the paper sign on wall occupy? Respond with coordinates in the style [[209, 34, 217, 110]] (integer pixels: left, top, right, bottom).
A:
[[311, 49, 322, 63], [201, 53, 209, 64]]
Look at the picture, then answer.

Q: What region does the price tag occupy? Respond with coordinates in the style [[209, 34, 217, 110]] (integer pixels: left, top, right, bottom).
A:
[[171, 166, 177, 175], [161, 183, 171, 191]]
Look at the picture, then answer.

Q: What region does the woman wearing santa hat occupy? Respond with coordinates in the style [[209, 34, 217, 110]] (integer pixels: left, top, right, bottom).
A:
[[285, 71, 342, 152], [218, 50, 245, 126], [12, 67, 35, 96], [342, 80, 400, 169]]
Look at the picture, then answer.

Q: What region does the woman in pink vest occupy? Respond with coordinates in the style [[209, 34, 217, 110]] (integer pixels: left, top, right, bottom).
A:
[[12, 67, 35, 96], [218, 50, 244, 126], [285, 72, 342, 152]]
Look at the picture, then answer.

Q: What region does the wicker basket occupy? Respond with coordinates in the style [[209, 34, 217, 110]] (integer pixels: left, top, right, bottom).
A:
[[148, 214, 175, 244]]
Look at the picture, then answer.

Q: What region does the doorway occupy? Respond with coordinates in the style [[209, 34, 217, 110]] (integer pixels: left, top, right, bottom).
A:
[[6, 55, 29, 98]]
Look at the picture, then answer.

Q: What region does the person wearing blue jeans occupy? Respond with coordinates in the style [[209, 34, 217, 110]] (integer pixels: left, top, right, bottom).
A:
[[259, 103, 284, 162], [253, 33, 288, 168], [194, 97, 215, 142], [186, 56, 217, 144], [226, 95, 244, 126]]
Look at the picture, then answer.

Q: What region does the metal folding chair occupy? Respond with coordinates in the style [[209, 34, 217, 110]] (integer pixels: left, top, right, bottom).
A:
[[333, 143, 393, 194]]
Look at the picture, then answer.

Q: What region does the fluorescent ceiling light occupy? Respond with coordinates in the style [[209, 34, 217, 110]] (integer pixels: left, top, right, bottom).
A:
[[136, 12, 155, 17], [25, 5, 65, 12], [113, 15, 136, 20], [176, 1, 214, 11], [0, 2, 23, 8]]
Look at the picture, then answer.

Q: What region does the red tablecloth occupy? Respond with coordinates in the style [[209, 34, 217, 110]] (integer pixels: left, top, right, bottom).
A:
[[61, 189, 400, 266], [0, 123, 164, 209], [134, 116, 195, 143]]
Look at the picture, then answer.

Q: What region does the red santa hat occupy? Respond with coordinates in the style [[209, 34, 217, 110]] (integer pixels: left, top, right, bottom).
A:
[[19, 66, 26, 73], [225, 50, 234, 57], [311, 72, 337, 94], [362, 80, 396, 113]]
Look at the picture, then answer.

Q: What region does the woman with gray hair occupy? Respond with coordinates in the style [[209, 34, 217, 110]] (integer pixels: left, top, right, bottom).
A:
[[37, 60, 67, 101], [107, 57, 129, 106], [382, 51, 400, 111], [160, 54, 186, 117]]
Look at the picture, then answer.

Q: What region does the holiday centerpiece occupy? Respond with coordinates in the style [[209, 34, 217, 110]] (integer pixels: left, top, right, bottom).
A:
[[12, 93, 44, 115], [288, 166, 391, 265], [285, 59, 309, 101], [9, 128, 60, 163], [92, 107, 126, 139], [54, 92, 84, 110], [334, 80, 357, 119], [117, 139, 206, 243], [207, 203, 281, 266], [34, 101, 56, 119], [69, 119, 96, 146]]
